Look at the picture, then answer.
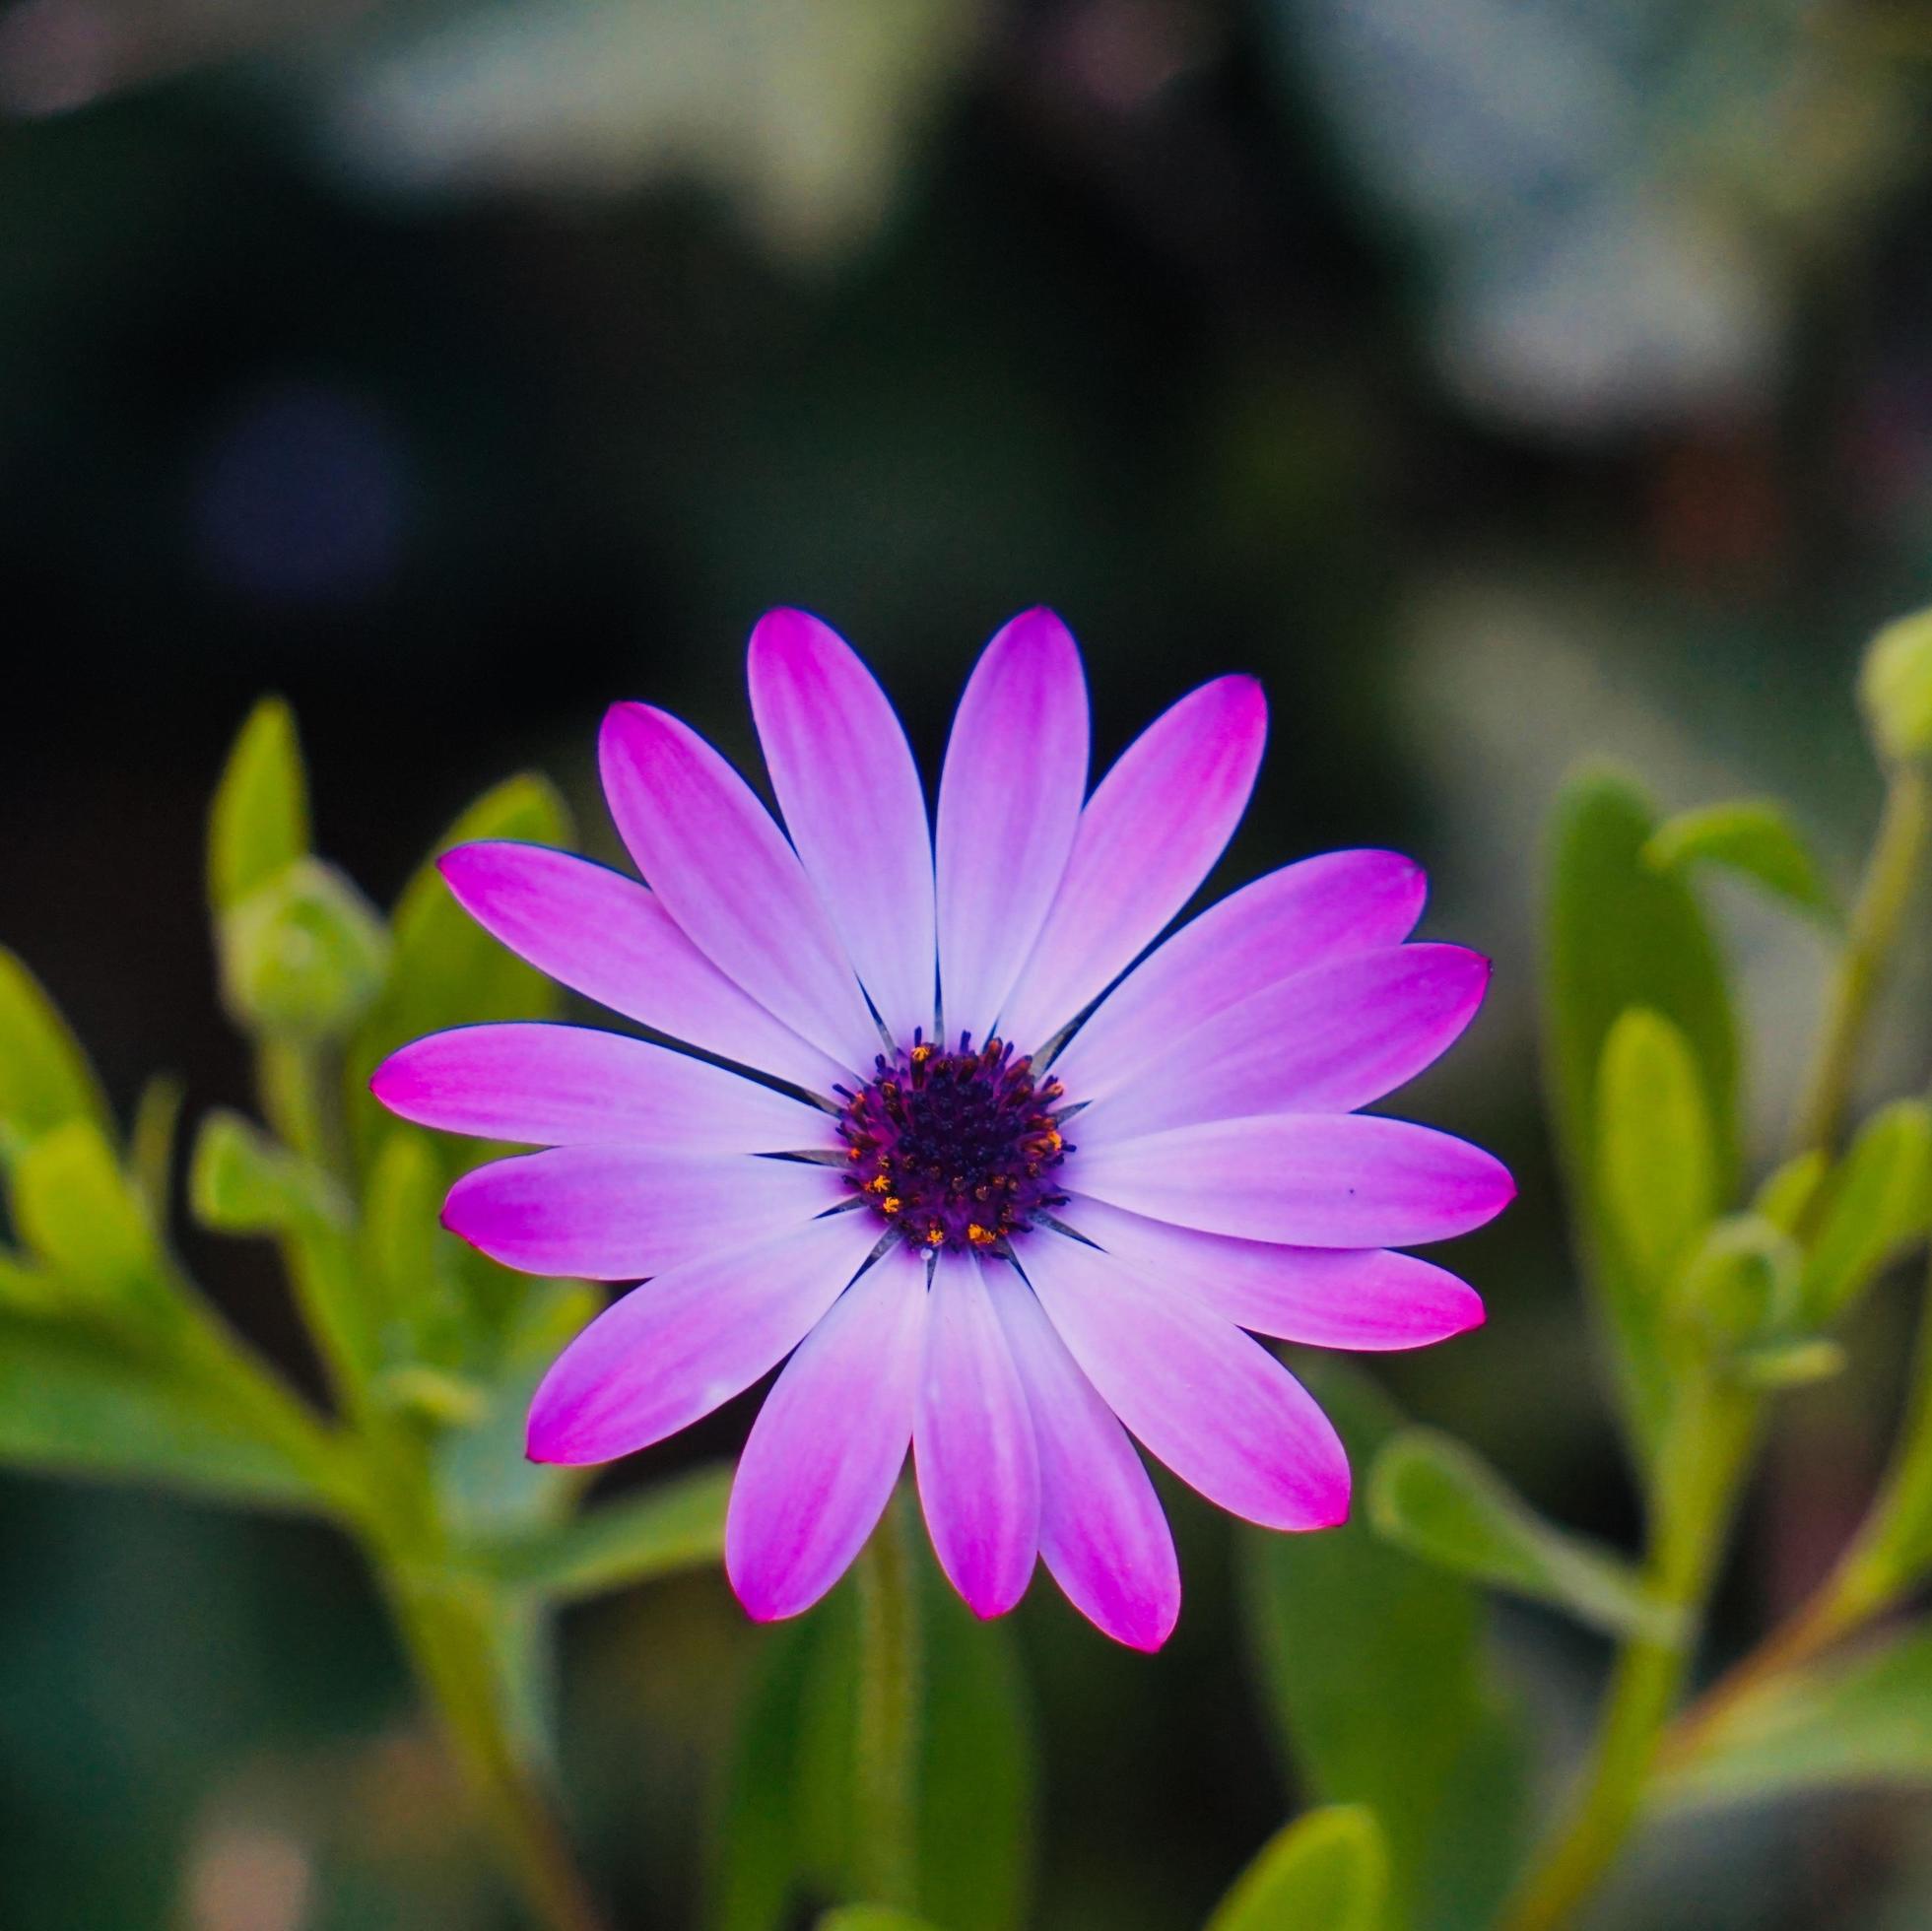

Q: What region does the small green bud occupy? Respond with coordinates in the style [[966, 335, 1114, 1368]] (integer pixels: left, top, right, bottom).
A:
[[218, 858, 390, 1039], [1860, 608, 1932, 766], [188, 1109, 346, 1233], [1679, 1215, 1801, 1351]]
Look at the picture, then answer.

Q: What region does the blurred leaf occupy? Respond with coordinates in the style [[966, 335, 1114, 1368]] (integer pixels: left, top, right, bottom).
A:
[[218, 857, 390, 1039], [0, 947, 108, 1158], [189, 1108, 347, 1234], [208, 697, 309, 911], [1679, 1216, 1801, 1353], [1644, 800, 1840, 927], [347, 774, 570, 1166], [0, 1307, 324, 1509], [1797, 1099, 1932, 1326], [362, 1126, 468, 1365], [129, 1074, 184, 1222], [1596, 1007, 1717, 1290], [1242, 1365, 1532, 1931], [1753, 1150, 1828, 1235], [1367, 1429, 1673, 1642], [12, 1120, 163, 1307], [1729, 1337, 1845, 1390], [1861, 608, 1932, 766], [473, 1464, 731, 1603], [1207, 1805, 1389, 1931], [709, 1524, 1034, 1931], [1543, 770, 1739, 1460], [1657, 1625, 1932, 1809], [375, 1364, 490, 1428], [818, 1912, 941, 1931]]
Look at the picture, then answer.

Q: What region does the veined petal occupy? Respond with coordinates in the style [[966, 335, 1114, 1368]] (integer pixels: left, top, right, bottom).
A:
[[726, 1245, 928, 1621], [1067, 1114, 1515, 1248], [987, 1268, 1178, 1651], [440, 1147, 847, 1280], [1063, 1196, 1486, 1350], [1075, 945, 1491, 1145], [749, 609, 937, 1047], [525, 1210, 883, 1464], [437, 842, 846, 1096], [371, 1022, 822, 1152], [599, 703, 879, 1068], [913, 1252, 1039, 1619], [997, 676, 1266, 1047], [935, 609, 1089, 1043], [1052, 850, 1426, 1099], [1022, 1230, 1350, 1532]]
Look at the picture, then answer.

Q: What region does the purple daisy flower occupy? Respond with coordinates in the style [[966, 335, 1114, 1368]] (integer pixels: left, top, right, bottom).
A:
[[371, 608, 1511, 1650]]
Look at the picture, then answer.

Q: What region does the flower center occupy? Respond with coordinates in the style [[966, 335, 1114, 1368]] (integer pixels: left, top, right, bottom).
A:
[[835, 1033, 1072, 1253]]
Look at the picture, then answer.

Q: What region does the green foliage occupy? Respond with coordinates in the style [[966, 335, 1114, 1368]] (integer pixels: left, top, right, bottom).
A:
[[190, 1108, 347, 1233], [1677, 1216, 1801, 1356], [1795, 1099, 1932, 1326], [1207, 1805, 1389, 1931], [1542, 770, 1739, 1462], [1751, 1151, 1828, 1234], [712, 1532, 1035, 1931], [12, 1120, 165, 1312], [1367, 1429, 1672, 1641], [208, 697, 310, 910], [1644, 800, 1839, 927], [217, 856, 391, 1039], [818, 1911, 942, 1931], [1657, 1626, 1932, 1809], [1242, 1365, 1531, 1931], [1861, 607, 1932, 765], [0, 946, 108, 1159]]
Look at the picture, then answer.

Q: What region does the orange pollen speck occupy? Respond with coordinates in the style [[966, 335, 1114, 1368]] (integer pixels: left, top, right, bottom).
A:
[[882, 1196, 901, 1215], [966, 1223, 996, 1247], [910, 1042, 933, 1064], [924, 1225, 946, 1246]]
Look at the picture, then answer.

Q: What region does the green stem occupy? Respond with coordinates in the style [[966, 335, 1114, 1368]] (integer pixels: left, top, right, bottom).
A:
[[258, 1033, 353, 1183], [1788, 766, 1930, 1159], [1499, 1383, 1757, 1931], [852, 1498, 923, 1911]]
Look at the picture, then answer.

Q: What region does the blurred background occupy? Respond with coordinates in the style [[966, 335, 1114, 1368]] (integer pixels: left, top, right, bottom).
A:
[[3, 1, 1932, 1925]]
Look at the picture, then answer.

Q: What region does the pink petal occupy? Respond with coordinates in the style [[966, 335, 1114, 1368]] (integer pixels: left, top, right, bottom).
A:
[[986, 1268, 1178, 1651], [1074, 945, 1491, 1145], [912, 1253, 1039, 1620], [996, 676, 1267, 1048], [935, 609, 1089, 1043], [1067, 1114, 1515, 1248], [437, 842, 847, 1096], [748, 609, 937, 1047], [1062, 1196, 1486, 1350], [725, 1245, 928, 1621], [525, 1210, 883, 1464], [440, 1147, 847, 1280], [371, 1022, 822, 1151], [1022, 1231, 1350, 1532], [599, 703, 879, 1069], [1051, 850, 1427, 1101]]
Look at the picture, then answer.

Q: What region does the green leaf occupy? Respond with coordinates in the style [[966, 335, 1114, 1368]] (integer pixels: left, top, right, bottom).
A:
[[1542, 770, 1740, 1460], [1861, 607, 1932, 766], [1752, 1151, 1829, 1236], [347, 773, 571, 1166], [1241, 1365, 1532, 1931], [189, 1109, 347, 1233], [217, 857, 390, 1039], [1367, 1429, 1674, 1642], [130, 1074, 184, 1222], [709, 1527, 1035, 1931], [817, 1912, 941, 1931], [208, 698, 310, 911], [0, 948, 108, 1157], [1729, 1337, 1846, 1390], [1797, 1099, 1932, 1325], [1596, 1008, 1717, 1291], [1657, 1625, 1932, 1809], [1678, 1216, 1802, 1353], [11, 1120, 162, 1304], [473, 1464, 731, 1603], [0, 1306, 325, 1509], [1643, 800, 1840, 926], [1207, 1805, 1389, 1931]]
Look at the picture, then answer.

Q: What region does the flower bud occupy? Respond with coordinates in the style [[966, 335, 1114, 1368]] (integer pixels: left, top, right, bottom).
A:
[[218, 857, 390, 1039], [1860, 608, 1932, 766]]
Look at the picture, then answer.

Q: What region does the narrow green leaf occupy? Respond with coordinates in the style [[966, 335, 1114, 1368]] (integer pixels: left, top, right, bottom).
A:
[[473, 1465, 731, 1603], [1207, 1805, 1389, 1931], [0, 948, 108, 1156], [817, 1911, 941, 1931], [1644, 800, 1840, 926], [1657, 1625, 1932, 1809], [189, 1109, 347, 1233], [12, 1120, 161, 1299], [1798, 1099, 1932, 1325], [1242, 1365, 1532, 1931], [130, 1074, 184, 1222], [1753, 1150, 1829, 1236], [711, 1617, 821, 1931], [374, 1364, 490, 1428], [208, 698, 310, 911], [1542, 769, 1740, 1461], [0, 1307, 324, 1508], [1729, 1338, 1846, 1390], [1367, 1430, 1674, 1642], [1596, 1007, 1717, 1291], [218, 857, 390, 1039]]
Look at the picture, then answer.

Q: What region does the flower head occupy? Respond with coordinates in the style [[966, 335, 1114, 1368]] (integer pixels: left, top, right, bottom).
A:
[[371, 608, 1512, 1649]]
